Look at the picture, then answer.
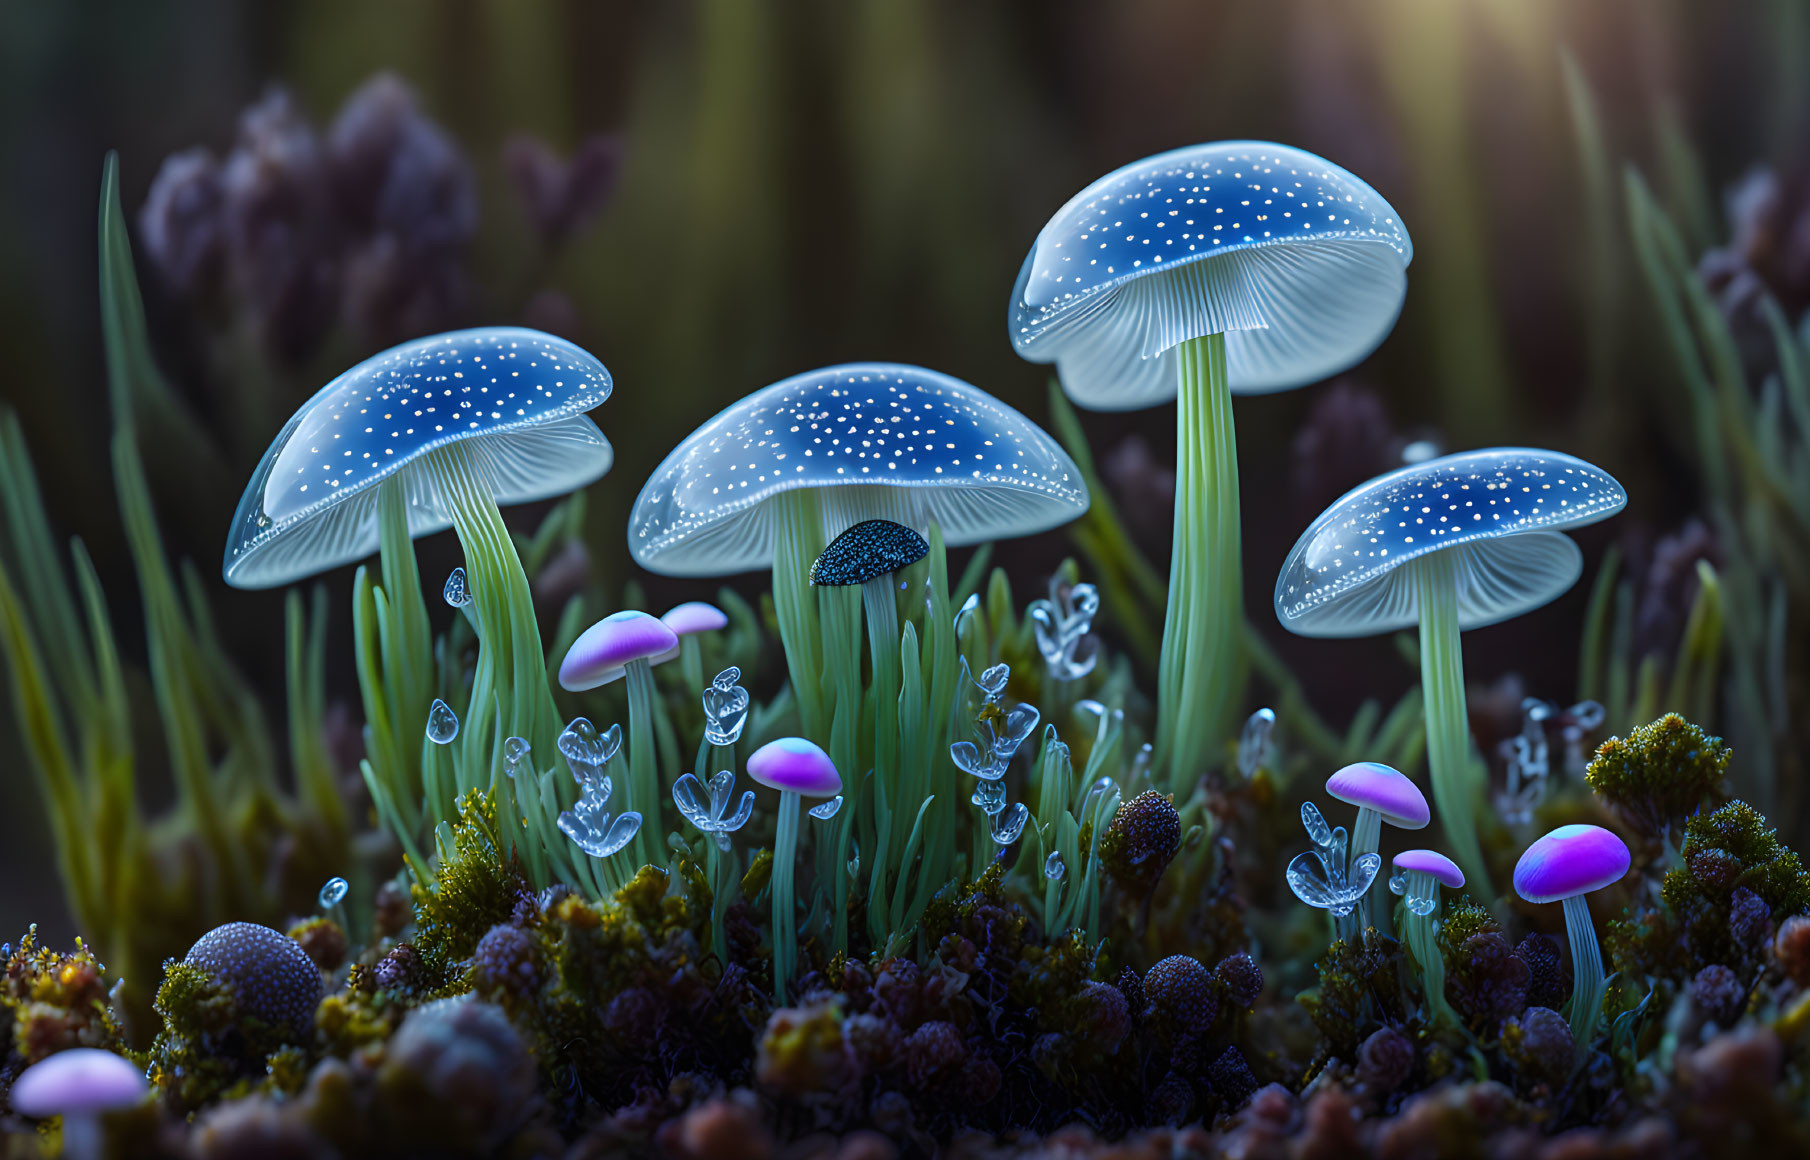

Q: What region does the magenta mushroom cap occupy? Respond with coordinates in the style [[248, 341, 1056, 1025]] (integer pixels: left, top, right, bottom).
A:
[[662, 601, 729, 637], [559, 610, 680, 691], [746, 737, 842, 797], [1513, 824, 1631, 904], [11, 1048, 147, 1117], [1325, 762, 1430, 829], [1393, 848, 1465, 889]]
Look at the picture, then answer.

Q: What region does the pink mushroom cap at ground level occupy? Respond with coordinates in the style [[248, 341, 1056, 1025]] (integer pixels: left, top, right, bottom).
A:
[[559, 610, 679, 690], [10, 1048, 147, 1117], [1325, 761, 1430, 828], [1513, 824, 1631, 903], [746, 737, 842, 797], [1393, 848, 1465, 889]]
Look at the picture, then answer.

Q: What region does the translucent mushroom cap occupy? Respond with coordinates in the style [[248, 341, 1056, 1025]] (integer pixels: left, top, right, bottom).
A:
[[224, 327, 613, 589], [1513, 824, 1631, 903], [10, 1049, 146, 1117], [1393, 848, 1465, 889], [1274, 447, 1628, 638], [1010, 141, 1412, 410], [810, 519, 930, 586], [627, 363, 1089, 577], [746, 737, 842, 797], [1325, 761, 1429, 828], [559, 610, 680, 691]]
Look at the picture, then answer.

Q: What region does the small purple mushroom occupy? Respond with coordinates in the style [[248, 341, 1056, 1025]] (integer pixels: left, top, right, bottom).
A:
[[1390, 848, 1464, 1029], [747, 738, 842, 1001], [659, 600, 730, 688], [1513, 823, 1630, 1051], [559, 610, 679, 691], [1325, 761, 1429, 928], [10, 1048, 147, 1160], [559, 610, 679, 868]]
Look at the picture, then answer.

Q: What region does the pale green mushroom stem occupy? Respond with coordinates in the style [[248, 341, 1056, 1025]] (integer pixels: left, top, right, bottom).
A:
[[623, 656, 661, 869], [771, 789, 802, 1002], [1413, 550, 1492, 897], [1398, 869, 1458, 1029], [1564, 893, 1608, 1052], [1157, 331, 1245, 797]]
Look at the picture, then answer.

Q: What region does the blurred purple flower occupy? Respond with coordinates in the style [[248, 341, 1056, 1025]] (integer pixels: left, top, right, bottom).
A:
[[139, 147, 227, 298], [1290, 379, 1405, 516], [219, 87, 341, 364], [503, 133, 624, 247]]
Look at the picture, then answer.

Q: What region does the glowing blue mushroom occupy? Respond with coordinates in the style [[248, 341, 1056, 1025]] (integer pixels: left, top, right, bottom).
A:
[[1275, 448, 1627, 894], [1010, 142, 1411, 796]]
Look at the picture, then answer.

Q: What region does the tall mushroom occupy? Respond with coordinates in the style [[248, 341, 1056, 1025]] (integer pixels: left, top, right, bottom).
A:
[[1275, 448, 1627, 893], [1011, 142, 1412, 795], [810, 518, 930, 712], [746, 737, 842, 1001], [628, 362, 1088, 737], [224, 326, 614, 784], [1513, 824, 1630, 1051], [559, 610, 680, 868]]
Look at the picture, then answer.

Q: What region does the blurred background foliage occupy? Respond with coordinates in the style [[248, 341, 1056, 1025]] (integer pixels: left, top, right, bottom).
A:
[[2, 0, 1808, 943]]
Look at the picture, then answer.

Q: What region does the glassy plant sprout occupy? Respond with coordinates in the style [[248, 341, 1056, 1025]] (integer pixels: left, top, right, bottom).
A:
[[1287, 801, 1382, 941], [673, 768, 756, 955], [1276, 448, 1628, 894], [1237, 707, 1277, 781], [1323, 762, 1429, 932], [1014, 142, 1413, 797]]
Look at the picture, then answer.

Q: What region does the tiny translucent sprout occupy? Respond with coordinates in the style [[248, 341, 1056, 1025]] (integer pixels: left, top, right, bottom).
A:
[[1401, 439, 1441, 464], [971, 778, 1008, 815], [1130, 742, 1154, 790], [848, 842, 860, 880], [558, 717, 622, 790], [1498, 696, 1611, 823], [1080, 776, 1116, 821], [702, 667, 750, 746], [970, 660, 1010, 702], [1287, 849, 1382, 917], [1386, 871, 1439, 916], [503, 736, 531, 780], [1237, 707, 1278, 780], [1027, 577, 1101, 681], [990, 801, 1030, 846], [1045, 851, 1067, 881], [672, 769, 756, 852], [558, 772, 641, 859], [954, 591, 981, 636], [426, 699, 459, 745], [317, 876, 349, 909], [808, 795, 844, 821], [443, 567, 471, 608]]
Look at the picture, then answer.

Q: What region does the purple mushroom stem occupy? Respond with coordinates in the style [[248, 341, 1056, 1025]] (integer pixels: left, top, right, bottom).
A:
[[746, 737, 842, 1002], [1326, 762, 1430, 936], [1513, 824, 1631, 1053]]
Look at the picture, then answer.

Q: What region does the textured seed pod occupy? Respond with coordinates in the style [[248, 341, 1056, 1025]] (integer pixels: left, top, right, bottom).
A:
[[1214, 951, 1264, 1011], [1513, 934, 1569, 1011], [1775, 914, 1810, 985], [1728, 888, 1773, 954], [1142, 954, 1218, 1035], [1357, 1027, 1414, 1091], [1501, 1006, 1574, 1085], [1207, 1045, 1258, 1111], [1692, 964, 1746, 1027], [903, 1020, 966, 1090], [1100, 791, 1181, 895], [472, 924, 541, 998], [374, 943, 421, 991], [184, 922, 322, 1031]]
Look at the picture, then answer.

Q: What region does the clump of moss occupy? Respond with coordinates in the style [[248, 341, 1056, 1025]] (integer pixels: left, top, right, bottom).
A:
[[1585, 714, 1730, 840], [145, 957, 313, 1112], [1, 927, 121, 1066], [1298, 929, 1405, 1057], [411, 791, 528, 991]]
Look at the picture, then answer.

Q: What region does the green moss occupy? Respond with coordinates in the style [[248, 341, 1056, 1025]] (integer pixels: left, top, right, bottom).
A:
[[1298, 929, 1404, 1057], [1585, 714, 1730, 839], [2, 927, 121, 1063], [145, 959, 313, 1111], [411, 791, 525, 988]]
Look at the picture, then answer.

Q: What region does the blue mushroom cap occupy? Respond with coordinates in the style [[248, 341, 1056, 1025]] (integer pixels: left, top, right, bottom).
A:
[[224, 327, 613, 589], [1274, 447, 1627, 637], [1010, 141, 1411, 410], [628, 363, 1089, 577]]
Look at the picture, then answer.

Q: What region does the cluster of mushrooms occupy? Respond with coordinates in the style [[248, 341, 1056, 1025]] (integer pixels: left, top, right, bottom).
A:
[[7, 139, 1645, 1122]]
